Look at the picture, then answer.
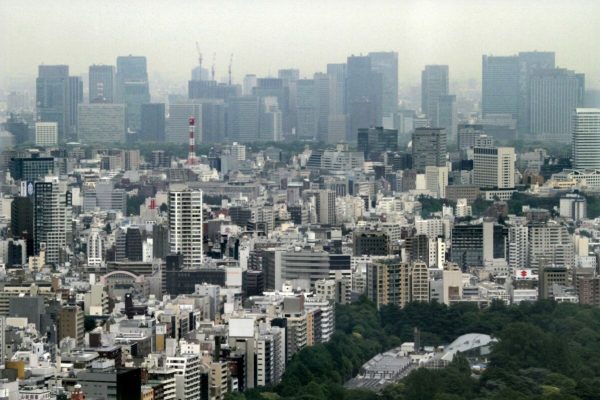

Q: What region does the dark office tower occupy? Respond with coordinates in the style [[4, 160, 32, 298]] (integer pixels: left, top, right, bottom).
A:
[[66, 76, 83, 140], [346, 55, 383, 142], [411, 127, 447, 173], [89, 65, 116, 103], [368, 52, 399, 116], [36, 65, 69, 140], [116, 55, 150, 132], [326, 64, 347, 143], [482, 55, 520, 119], [421, 65, 449, 126], [9, 155, 55, 181], [125, 226, 143, 261], [530, 69, 584, 139], [140, 103, 165, 142], [517, 51, 555, 133], [437, 94, 457, 140], [152, 223, 169, 259], [357, 127, 398, 161], [11, 197, 34, 256], [295, 79, 318, 139], [314, 73, 330, 141], [200, 101, 226, 143], [33, 179, 72, 264], [226, 96, 260, 142]]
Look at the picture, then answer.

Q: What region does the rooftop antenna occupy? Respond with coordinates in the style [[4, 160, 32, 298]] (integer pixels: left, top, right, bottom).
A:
[[228, 53, 233, 85], [195, 42, 203, 70], [211, 53, 216, 81]]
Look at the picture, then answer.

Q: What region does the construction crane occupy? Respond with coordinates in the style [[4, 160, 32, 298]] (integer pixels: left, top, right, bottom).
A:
[[195, 41, 203, 69], [211, 53, 216, 81], [228, 53, 233, 85]]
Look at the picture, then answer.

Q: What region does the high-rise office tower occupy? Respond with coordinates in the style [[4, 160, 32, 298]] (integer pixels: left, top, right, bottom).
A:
[[411, 127, 447, 173], [167, 102, 202, 144], [33, 177, 72, 264], [116, 55, 150, 132], [482, 55, 520, 120], [482, 52, 555, 134], [66, 76, 83, 139], [326, 63, 347, 144], [168, 185, 203, 268], [517, 51, 555, 133], [36, 65, 68, 140], [437, 94, 457, 141], [572, 108, 600, 170], [314, 73, 330, 141], [473, 146, 516, 189], [368, 52, 399, 117], [140, 103, 165, 142], [421, 65, 449, 126], [295, 79, 318, 140], [259, 97, 283, 142], [77, 104, 126, 144], [529, 69, 584, 138], [346, 55, 383, 142], [89, 65, 116, 103], [227, 96, 260, 142]]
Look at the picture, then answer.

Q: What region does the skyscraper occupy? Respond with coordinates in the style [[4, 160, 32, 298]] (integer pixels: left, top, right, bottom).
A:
[[411, 127, 447, 173], [116, 55, 150, 132], [66, 76, 83, 139], [529, 69, 584, 138], [295, 79, 318, 140], [572, 108, 600, 170], [313, 72, 330, 141], [326, 63, 347, 144], [227, 96, 260, 142], [517, 51, 556, 133], [36, 65, 68, 140], [482, 51, 556, 135], [421, 65, 449, 126], [346, 56, 383, 142], [368, 52, 399, 117], [482, 55, 520, 119], [140, 103, 165, 142], [89, 65, 116, 103], [33, 177, 72, 264], [437, 94, 457, 141], [168, 185, 203, 268]]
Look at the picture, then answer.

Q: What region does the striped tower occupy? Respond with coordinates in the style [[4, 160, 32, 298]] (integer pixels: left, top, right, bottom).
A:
[[187, 116, 196, 164]]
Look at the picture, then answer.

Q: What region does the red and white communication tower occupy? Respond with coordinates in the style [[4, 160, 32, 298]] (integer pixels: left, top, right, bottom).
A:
[[187, 116, 197, 165]]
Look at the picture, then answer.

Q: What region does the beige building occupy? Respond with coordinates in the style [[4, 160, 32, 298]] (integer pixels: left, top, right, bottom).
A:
[[58, 305, 84, 346]]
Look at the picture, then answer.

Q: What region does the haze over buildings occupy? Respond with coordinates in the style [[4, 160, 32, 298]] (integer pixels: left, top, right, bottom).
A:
[[1, 0, 600, 89]]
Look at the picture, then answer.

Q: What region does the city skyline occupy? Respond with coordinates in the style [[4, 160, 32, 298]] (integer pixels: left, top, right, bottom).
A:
[[1, 0, 600, 89]]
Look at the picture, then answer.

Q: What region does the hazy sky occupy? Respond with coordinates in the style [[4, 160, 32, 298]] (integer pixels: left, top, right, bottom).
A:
[[1, 0, 599, 89]]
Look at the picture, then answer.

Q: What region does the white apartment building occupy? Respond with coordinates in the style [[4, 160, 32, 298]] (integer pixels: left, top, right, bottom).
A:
[[35, 122, 58, 147], [168, 185, 203, 268]]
